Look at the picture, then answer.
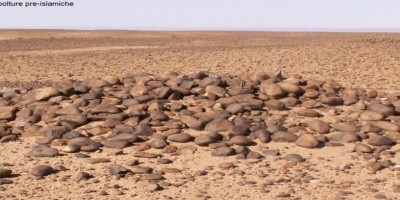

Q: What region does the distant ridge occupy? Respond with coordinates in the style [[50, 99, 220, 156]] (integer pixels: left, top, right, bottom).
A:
[[1, 27, 400, 33]]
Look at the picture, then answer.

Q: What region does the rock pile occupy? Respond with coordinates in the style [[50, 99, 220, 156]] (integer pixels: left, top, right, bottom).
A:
[[0, 71, 399, 190]]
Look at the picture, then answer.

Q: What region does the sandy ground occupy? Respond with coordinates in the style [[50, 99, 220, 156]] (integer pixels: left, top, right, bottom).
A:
[[0, 30, 399, 200], [0, 30, 400, 89]]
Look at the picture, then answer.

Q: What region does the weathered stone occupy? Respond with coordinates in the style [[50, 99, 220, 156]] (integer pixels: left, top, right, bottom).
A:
[[253, 129, 271, 143], [295, 134, 320, 148], [103, 140, 129, 149], [307, 119, 330, 134], [0, 169, 12, 178], [332, 122, 359, 132], [211, 146, 235, 157], [92, 104, 120, 114], [327, 132, 359, 143], [373, 121, 400, 132], [368, 136, 395, 146], [109, 165, 130, 175], [29, 147, 59, 157], [271, 131, 298, 142], [31, 165, 54, 177], [285, 154, 305, 163], [230, 136, 254, 146], [369, 103, 394, 117], [359, 111, 385, 121], [321, 96, 343, 106], [134, 152, 161, 158], [194, 135, 218, 146], [296, 109, 320, 117], [167, 133, 192, 143], [354, 143, 373, 153], [204, 119, 233, 132], [35, 87, 59, 101]]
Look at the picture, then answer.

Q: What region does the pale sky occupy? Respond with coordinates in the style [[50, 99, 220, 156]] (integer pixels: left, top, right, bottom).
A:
[[1, 0, 400, 30]]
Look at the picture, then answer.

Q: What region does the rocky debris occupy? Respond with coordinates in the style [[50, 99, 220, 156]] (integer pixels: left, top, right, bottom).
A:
[[0, 71, 399, 196]]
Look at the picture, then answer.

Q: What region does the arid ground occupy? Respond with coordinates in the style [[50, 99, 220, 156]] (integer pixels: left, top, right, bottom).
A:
[[1, 30, 400, 89], [0, 30, 399, 200]]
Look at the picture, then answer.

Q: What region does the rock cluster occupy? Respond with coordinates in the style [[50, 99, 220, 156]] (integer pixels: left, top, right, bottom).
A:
[[0, 71, 399, 191]]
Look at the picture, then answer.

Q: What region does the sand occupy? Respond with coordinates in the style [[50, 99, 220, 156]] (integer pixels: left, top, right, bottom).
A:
[[0, 30, 399, 200], [0, 30, 400, 89]]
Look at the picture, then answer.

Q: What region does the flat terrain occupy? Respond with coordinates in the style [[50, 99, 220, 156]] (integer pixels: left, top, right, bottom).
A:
[[0, 30, 400, 89], [0, 30, 399, 200]]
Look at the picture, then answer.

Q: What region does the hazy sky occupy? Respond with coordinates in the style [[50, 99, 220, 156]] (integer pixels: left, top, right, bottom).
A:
[[1, 0, 400, 30]]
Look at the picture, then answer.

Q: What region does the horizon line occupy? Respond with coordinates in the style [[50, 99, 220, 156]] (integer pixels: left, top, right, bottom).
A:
[[1, 26, 400, 33]]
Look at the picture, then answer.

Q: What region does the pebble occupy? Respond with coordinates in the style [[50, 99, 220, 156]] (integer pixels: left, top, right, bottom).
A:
[[271, 131, 298, 142], [157, 158, 173, 164], [295, 134, 320, 148], [194, 135, 217, 146], [285, 154, 305, 163], [31, 165, 54, 177], [134, 152, 161, 158], [109, 165, 130, 175], [84, 158, 111, 164], [28, 147, 59, 157], [307, 119, 330, 134], [366, 162, 384, 172], [354, 143, 373, 153], [211, 146, 235, 157], [103, 140, 130, 149], [0, 179, 13, 185], [145, 173, 164, 181], [368, 136, 394, 146], [0, 169, 12, 178], [146, 182, 160, 192], [75, 172, 92, 181], [167, 133, 193, 143], [230, 136, 254, 146]]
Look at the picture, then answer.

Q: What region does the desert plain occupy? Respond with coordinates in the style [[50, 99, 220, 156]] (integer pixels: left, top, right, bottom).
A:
[[0, 30, 399, 200]]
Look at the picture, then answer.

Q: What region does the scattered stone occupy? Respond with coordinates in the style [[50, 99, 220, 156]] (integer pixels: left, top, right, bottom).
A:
[[134, 152, 161, 158], [0, 169, 12, 178], [157, 159, 173, 164], [167, 133, 192, 143], [271, 131, 298, 143], [368, 136, 394, 146], [295, 134, 320, 148], [109, 165, 130, 175], [230, 136, 254, 146], [146, 182, 160, 192], [355, 143, 373, 153], [145, 173, 164, 181], [76, 172, 92, 181], [194, 135, 217, 146], [211, 146, 235, 157], [31, 165, 54, 177], [307, 119, 330, 134], [285, 154, 305, 163], [103, 140, 130, 149], [29, 147, 59, 157], [366, 162, 384, 172]]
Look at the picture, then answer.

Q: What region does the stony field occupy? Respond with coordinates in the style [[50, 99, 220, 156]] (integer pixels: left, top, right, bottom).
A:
[[0, 30, 399, 200]]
